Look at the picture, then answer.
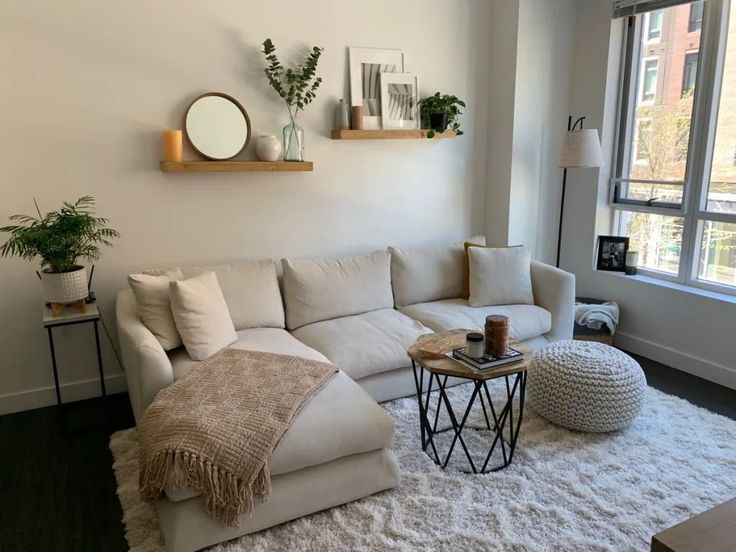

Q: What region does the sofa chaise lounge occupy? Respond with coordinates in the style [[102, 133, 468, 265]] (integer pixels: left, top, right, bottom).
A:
[[116, 237, 574, 551]]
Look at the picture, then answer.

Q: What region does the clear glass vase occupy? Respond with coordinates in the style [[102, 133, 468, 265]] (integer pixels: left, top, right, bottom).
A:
[[282, 118, 304, 162]]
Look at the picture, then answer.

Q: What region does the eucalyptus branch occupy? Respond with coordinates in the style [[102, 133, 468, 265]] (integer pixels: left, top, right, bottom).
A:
[[260, 38, 324, 117]]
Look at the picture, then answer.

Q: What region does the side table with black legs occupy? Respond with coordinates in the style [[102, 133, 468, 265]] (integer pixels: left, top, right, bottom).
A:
[[409, 339, 531, 473], [43, 304, 105, 405]]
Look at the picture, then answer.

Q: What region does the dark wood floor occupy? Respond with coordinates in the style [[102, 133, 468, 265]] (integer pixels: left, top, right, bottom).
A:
[[0, 354, 734, 552]]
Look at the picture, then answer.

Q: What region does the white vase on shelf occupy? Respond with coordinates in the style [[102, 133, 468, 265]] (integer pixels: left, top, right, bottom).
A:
[[255, 135, 282, 162]]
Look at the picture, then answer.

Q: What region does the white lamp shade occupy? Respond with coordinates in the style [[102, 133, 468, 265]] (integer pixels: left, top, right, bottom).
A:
[[560, 128, 604, 168]]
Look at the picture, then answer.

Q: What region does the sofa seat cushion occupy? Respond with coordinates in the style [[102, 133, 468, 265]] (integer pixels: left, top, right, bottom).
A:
[[165, 370, 395, 502], [399, 299, 552, 342], [169, 327, 329, 380], [291, 309, 432, 381]]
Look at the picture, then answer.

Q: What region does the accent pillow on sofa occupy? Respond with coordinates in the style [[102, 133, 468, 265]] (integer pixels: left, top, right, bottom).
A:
[[282, 249, 394, 330], [468, 246, 534, 307], [462, 242, 522, 299], [389, 235, 485, 308], [146, 259, 285, 331], [169, 271, 237, 361], [128, 268, 184, 350]]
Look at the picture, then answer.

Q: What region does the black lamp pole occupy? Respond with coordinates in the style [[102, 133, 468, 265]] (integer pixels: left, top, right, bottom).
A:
[[556, 115, 586, 268]]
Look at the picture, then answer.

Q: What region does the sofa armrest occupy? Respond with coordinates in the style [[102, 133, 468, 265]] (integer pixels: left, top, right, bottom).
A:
[[530, 261, 575, 341], [116, 289, 174, 424]]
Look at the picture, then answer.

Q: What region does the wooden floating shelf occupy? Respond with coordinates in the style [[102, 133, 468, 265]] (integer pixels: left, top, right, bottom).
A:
[[160, 161, 314, 173], [331, 129, 457, 140]]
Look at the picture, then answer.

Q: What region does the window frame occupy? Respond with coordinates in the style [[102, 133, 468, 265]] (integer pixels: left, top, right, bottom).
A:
[[646, 10, 664, 42], [682, 51, 699, 94], [610, 0, 736, 296], [640, 56, 660, 103], [634, 117, 653, 163], [689, 1, 704, 33]]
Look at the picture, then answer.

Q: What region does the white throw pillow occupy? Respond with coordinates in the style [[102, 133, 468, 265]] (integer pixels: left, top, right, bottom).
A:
[[281, 249, 393, 330], [128, 268, 184, 350], [177, 260, 285, 330], [468, 246, 534, 307], [169, 271, 237, 361]]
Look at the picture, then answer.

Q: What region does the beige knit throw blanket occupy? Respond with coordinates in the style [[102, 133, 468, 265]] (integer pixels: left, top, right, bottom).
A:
[[138, 348, 337, 527]]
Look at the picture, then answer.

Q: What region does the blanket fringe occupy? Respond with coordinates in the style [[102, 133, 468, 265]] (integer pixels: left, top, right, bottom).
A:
[[139, 449, 272, 527]]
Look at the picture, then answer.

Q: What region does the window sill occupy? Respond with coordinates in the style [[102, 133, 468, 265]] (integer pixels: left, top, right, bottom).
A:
[[595, 270, 736, 305]]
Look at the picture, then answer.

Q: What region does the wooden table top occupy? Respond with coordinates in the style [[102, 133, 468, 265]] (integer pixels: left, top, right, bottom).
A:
[[651, 497, 736, 552], [408, 330, 531, 381], [417, 344, 531, 380]]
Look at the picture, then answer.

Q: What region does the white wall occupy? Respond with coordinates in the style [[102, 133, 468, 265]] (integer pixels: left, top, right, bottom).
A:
[[483, 0, 576, 263], [484, 0, 520, 246], [563, 0, 736, 389], [508, 0, 576, 263], [0, 0, 492, 413]]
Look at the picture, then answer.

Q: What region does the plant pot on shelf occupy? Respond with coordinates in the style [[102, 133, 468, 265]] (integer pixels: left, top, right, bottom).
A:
[[41, 265, 88, 311], [429, 113, 449, 132]]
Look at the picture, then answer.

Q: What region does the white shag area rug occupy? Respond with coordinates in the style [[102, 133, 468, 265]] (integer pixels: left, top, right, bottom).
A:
[[110, 383, 736, 551]]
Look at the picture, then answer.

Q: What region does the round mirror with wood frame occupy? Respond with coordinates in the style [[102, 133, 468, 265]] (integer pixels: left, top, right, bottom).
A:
[[185, 92, 251, 160]]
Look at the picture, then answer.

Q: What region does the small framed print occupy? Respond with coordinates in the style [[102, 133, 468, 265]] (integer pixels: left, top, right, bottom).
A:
[[596, 236, 629, 272], [348, 47, 405, 129], [380, 72, 419, 129]]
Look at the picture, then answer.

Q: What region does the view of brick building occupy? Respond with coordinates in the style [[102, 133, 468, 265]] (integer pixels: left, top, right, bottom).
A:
[[625, 1, 736, 285]]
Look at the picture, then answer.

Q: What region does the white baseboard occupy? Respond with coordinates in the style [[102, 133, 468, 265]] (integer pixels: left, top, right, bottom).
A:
[[615, 332, 736, 391], [0, 373, 128, 416]]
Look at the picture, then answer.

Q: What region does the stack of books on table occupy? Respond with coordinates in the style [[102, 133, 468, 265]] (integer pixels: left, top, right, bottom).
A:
[[448, 346, 525, 372]]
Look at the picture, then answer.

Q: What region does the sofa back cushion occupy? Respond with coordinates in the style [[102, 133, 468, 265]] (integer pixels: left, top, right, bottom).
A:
[[389, 235, 486, 308], [282, 249, 393, 330], [146, 259, 284, 331]]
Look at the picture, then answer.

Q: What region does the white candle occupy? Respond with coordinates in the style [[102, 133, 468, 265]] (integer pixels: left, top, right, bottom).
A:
[[625, 250, 639, 275]]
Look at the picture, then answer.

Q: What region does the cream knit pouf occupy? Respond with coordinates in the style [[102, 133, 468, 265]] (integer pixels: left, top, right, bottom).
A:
[[528, 340, 646, 432]]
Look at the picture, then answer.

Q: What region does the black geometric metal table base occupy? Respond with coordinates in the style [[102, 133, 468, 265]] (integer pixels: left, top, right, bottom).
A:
[[411, 360, 526, 473]]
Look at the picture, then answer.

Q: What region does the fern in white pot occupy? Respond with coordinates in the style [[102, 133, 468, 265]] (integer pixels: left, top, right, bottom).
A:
[[0, 196, 119, 304]]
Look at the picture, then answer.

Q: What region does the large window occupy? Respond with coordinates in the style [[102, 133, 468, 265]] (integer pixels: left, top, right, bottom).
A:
[[613, 0, 736, 294]]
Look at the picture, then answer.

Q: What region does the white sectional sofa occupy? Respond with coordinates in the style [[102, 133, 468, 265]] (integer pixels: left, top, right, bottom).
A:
[[116, 237, 574, 551]]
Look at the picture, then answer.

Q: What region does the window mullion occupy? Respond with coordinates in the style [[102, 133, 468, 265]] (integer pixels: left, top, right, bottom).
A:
[[682, 0, 730, 285]]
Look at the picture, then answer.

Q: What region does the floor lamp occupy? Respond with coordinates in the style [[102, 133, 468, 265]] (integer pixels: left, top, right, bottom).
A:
[[556, 116, 604, 268]]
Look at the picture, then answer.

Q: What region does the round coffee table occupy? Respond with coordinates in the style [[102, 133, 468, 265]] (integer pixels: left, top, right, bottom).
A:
[[408, 333, 531, 473]]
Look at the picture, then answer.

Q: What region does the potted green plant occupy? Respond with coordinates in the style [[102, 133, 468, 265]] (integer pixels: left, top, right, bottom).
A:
[[260, 38, 324, 161], [418, 92, 466, 138], [0, 196, 119, 307]]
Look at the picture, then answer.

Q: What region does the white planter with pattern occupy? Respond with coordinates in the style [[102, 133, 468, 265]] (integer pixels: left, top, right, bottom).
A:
[[41, 266, 88, 303]]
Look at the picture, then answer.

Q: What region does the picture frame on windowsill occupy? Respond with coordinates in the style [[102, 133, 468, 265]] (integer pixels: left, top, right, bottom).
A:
[[596, 236, 629, 272]]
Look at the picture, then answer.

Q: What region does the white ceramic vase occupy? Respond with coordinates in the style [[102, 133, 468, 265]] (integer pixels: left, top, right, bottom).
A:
[[255, 135, 282, 162], [41, 266, 88, 303]]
